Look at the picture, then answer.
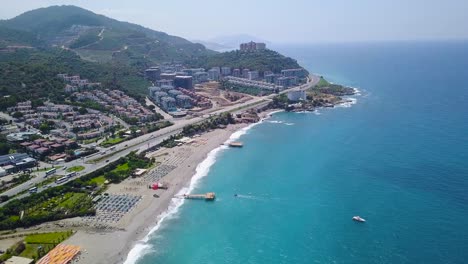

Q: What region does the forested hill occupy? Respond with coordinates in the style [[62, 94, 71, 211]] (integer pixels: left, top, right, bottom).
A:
[[189, 49, 306, 74], [0, 48, 150, 110], [0, 26, 48, 49], [0, 5, 213, 63], [0, 5, 307, 110]]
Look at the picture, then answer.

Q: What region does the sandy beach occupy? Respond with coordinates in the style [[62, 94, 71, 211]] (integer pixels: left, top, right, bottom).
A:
[[61, 123, 248, 264]]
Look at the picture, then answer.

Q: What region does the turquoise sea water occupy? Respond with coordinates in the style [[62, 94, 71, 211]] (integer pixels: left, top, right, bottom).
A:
[[129, 41, 468, 264]]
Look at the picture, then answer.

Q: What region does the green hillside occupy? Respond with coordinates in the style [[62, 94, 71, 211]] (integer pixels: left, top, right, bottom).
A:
[[0, 5, 306, 110], [0, 26, 44, 48], [0, 48, 150, 110], [0, 5, 213, 63], [188, 49, 305, 74]]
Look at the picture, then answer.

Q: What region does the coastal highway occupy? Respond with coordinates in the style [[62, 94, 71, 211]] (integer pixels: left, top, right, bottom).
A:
[[0, 75, 320, 203]]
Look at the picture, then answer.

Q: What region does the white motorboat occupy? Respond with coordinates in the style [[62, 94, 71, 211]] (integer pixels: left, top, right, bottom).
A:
[[352, 216, 366, 222]]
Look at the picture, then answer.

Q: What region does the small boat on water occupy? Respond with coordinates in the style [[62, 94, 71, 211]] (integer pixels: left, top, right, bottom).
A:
[[228, 142, 243, 148], [352, 216, 366, 222]]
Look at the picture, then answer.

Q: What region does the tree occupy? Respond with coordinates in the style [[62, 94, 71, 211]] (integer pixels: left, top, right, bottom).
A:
[[0, 142, 10, 155], [13, 241, 25, 255], [109, 126, 116, 137], [78, 107, 88, 115], [104, 171, 120, 183], [39, 123, 50, 133], [12, 112, 24, 119]]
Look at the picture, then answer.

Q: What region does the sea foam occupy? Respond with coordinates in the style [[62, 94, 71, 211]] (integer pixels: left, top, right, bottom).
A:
[[336, 97, 357, 108], [266, 120, 294, 126], [123, 115, 269, 264]]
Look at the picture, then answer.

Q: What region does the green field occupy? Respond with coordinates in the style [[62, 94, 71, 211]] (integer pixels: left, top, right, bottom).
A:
[[66, 166, 85, 172], [20, 244, 54, 259], [114, 163, 129, 172], [24, 231, 72, 244], [85, 162, 129, 186], [316, 76, 331, 87], [100, 136, 126, 147], [88, 175, 106, 186]]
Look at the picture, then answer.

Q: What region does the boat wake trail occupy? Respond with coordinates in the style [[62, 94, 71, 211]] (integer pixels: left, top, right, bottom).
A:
[[234, 194, 275, 202], [266, 120, 295, 126]]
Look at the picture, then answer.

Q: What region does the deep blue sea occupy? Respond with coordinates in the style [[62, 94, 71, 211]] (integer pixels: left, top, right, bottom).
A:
[[127, 41, 468, 264]]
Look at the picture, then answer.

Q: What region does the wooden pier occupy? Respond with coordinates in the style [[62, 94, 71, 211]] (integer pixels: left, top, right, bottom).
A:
[[183, 192, 216, 201]]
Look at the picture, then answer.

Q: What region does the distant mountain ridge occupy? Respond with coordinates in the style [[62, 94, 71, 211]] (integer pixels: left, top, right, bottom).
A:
[[192, 40, 235, 52]]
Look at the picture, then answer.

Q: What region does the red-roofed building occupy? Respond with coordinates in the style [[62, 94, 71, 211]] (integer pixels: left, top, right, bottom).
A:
[[64, 140, 77, 147], [33, 139, 46, 144], [35, 147, 49, 154], [51, 143, 63, 149], [55, 138, 67, 143], [28, 144, 41, 150], [20, 142, 33, 147], [42, 141, 55, 147], [48, 153, 67, 161]]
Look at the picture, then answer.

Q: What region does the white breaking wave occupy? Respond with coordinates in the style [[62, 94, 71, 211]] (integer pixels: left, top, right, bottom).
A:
[[352, 87, 362, 96], [335, 97, 357, 108], [293, 110, 321, 115], [266, 120, 284, 124], [123, 114, 274, 264]]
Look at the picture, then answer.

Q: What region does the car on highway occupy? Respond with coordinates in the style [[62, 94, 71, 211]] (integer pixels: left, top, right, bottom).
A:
[[105, 159, 109, 162]]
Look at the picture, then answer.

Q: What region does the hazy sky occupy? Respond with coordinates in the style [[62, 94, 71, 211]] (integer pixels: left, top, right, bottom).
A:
[[0, 0, 467, 43]]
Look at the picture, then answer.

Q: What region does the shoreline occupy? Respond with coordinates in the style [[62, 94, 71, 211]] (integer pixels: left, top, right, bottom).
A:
[[62, 79, 360, 263], [112, 89, 360, 263], [64, 110, 278, 264], [122, 110, 278, 264], [67, 126, 245, 264]]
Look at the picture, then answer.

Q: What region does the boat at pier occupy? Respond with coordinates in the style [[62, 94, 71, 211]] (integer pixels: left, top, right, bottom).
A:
[[180, 192, 216, 201], [228, 142, 243, 148]]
